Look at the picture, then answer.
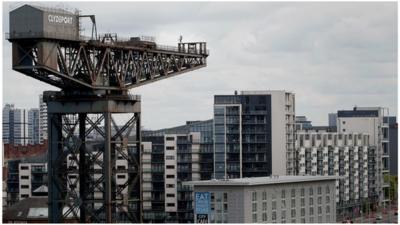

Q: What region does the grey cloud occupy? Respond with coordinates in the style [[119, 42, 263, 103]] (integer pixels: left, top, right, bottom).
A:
[[2, 2, 397, 129]]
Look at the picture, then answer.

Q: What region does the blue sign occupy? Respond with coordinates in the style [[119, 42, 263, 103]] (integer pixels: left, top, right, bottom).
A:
[[195, 192, 210, 214]]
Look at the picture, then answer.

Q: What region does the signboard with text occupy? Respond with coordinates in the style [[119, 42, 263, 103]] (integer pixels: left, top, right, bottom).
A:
[[195, 192, 210, 223]]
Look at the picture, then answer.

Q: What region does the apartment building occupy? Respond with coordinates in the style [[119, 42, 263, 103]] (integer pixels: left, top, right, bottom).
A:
[[185, 176, 337, 223], [213, 90, 296, 178], [296, 130, 375, 218], [39, 94, 48, 143], [337, 107, 389, 204], [141, 120, 213, 223]]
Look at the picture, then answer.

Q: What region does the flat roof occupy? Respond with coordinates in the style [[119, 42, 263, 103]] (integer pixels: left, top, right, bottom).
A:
[[184, 176, 340, 187]]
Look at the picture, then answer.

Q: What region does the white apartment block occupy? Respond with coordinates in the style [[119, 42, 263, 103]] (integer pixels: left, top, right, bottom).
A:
[[39, 94, 48, 143], [337, 107, 389, 204], [19, 162, 47, 200], [141, 132, 201, 222], [296, 131, 372, 206]]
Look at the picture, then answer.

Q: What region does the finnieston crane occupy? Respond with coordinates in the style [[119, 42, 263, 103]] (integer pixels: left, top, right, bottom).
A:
[[7, 4, 208, 223]]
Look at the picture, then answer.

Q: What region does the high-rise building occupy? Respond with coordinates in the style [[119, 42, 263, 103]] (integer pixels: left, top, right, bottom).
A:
[[3, 104, 28, 145], [296, 130, 375, 218], [213, 90, 295, 178], [337, 107, 389, 205], [39, 94, 48, 143], [385, 116, 397, 175], [141, 120, 213, 223], [28, 109, 40, 145]]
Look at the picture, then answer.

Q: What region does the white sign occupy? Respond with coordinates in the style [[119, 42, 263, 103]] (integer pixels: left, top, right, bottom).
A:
[[48, 14, 73, 24]]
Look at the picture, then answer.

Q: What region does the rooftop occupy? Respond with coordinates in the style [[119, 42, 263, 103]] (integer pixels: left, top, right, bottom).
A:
[[183, 175, 340, 187]]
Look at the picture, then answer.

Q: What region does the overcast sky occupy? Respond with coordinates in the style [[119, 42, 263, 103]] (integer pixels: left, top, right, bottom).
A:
[[2, 2, 397, 129]]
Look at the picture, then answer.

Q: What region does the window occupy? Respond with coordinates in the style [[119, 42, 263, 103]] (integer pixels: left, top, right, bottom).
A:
[[167, 203, 175, 207], [301, 198, 305, 206], [291, 209, 296, 217], [166, 146, 175, 150], [291, 189, 296, 198], [262, 191, 267, 200], [310, 198, 314, 205], [117, 165, 126, 170], [21, 166, 29, 170], [326, 186, 330, 194], [21, 185, 29, 189], [252, 203, 257, 212], [166, 137, 175, 141], [318, 186, 322, 195], [281, 210, 286, 220], [272, 201, 276, 210], [262, 212, 267, 222], [281, 190, 286, 198], [309, 187, 314, 195], [117, 174, 126, 179], [318, 216, 322, 223], [224, 193, 228, 202], [310, 207, 314, 215], [291, 199, 295, 208], [166, 184, 174, 188], [326, 205, 330, 214], [252, 192, 257, 201], [166, 165, 175, 169], [301, 208, 305, 217], [252, 214, 257, 223], [301, 188, 305, 197], [318, 196, 322, 205], [326, 196, 330, 204], [301, 218, 306, 223], [21, 176, 29, 179], [166, 174, 175, 178], [281, 199, 286, 208], [166, 194, 175, 197], [291, 219, 296, 223], [272, 211, 276, 221], [318, 206, 322, 215], [262, 202, 267, 211]]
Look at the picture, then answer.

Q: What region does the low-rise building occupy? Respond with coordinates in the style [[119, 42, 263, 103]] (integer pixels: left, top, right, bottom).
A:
[[185, 176, 338, 223]]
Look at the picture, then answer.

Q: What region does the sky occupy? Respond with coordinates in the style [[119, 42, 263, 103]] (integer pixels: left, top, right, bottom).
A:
[[2, 1, 398, 130]]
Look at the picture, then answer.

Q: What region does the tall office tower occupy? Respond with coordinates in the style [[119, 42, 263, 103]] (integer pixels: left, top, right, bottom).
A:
[[296, 130, 375, 218], [28, 109, 40, 145], [141, 120, 213, 223], [329, 113, 337, 127], [213, 90, 295, 178], [3, 104, 28, 145], [385, 116, 397, 175], [337, 107, 389, 205], [295, 116, 313, 131], [38, 94, 48, 143]]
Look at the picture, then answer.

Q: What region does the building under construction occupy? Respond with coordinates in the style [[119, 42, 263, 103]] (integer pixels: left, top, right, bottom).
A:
[[7, 4, 208, 223]]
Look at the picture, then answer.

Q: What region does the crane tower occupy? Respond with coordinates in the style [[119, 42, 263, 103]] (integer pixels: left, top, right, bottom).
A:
[[7, 4, 208, 223]]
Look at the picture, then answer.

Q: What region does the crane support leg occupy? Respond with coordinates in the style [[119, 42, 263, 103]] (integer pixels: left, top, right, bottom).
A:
[[45, 91, 141, 223]]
